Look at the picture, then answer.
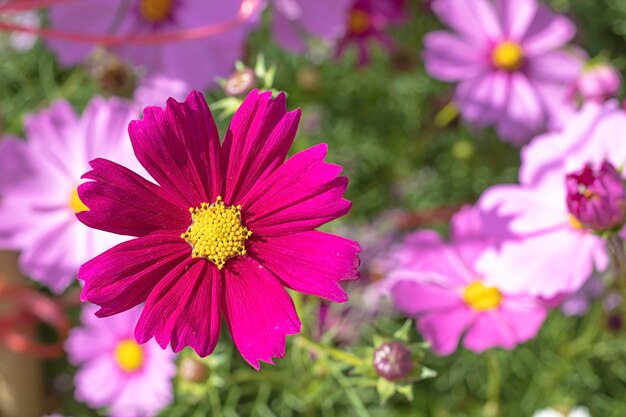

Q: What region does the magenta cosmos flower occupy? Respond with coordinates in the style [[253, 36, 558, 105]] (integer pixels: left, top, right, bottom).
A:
[[0, 98, 139, 293], [335, 0, 406, 66], [477, 102, 626, 298], [77, 89, 360, 368], [424, 0, 583, 144], [46, 0, 250, 89], [270, 0, 352, 52], [389, 205, 547, 355], [67, 304, 175, 417]]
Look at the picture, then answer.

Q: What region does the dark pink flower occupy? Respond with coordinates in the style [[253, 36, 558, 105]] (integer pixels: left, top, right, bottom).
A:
[[335, 0, 407, 66], [77, 89, 360, 369], [566, 161, 626, 231]]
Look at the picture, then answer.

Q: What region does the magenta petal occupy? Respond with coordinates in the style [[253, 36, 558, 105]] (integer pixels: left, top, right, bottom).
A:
[[128, 91, 222, 208], [78, 158, 189, 237], [135, 259, 221, 357], [79, 234, 190, 316], [222, 90, 301, 203], [242, 144, 351, 236], [250, 231, 360, 303], [223, 256, 301, 369]]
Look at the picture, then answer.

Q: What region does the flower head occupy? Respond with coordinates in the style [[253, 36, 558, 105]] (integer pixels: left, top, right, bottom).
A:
[[372, 341, 413, 381], [66, 305, 176, 417], [389, 206, 547, 355], [566, 161, 626, 231], [46, 0, 251, 89], [77, 89, 360, 368], [0, 97, 139, 293], [424, 0, 583, 144], [577, 62, 621, 103]]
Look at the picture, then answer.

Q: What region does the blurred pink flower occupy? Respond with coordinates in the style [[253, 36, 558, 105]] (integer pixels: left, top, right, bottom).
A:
[[335, 0, 407, 66], [270, 0, 352, 52], [389, 205, 548, 355], [76, 90, 360, 369], [424, 0, 583, 144], [67, 305, 176, 417], [46, 0, 251, 89], [477, 102, 626, 297], [0, 97, 140, 293], [577, 62, 621, 103], [133, 74, 190, 110]]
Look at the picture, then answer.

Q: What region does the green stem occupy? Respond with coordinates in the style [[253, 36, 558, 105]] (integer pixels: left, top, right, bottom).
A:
[[484, 352, 501, 417], [295, 335, 364, 368]]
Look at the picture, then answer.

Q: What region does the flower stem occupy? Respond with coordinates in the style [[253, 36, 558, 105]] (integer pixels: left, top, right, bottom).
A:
[[295, 335, 364, 368], [484, 352, 501, 417]]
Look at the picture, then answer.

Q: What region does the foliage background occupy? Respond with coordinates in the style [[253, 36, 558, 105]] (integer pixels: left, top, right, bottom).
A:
[[1, 0, 626, 416]]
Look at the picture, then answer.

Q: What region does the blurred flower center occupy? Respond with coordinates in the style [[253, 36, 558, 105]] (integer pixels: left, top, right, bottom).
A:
[[492, 41, 524, 71], [569, 214, 584, 230], [115, 339, 144, 372], [140, 0, 173, 23], [349, 10, 370, 35], [69, 188, 89, 213], [181, 196, 252, 269], [463, 281, 502, 311]]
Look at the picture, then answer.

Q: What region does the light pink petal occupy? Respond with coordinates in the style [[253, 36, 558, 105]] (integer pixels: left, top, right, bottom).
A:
[[417, 306, 475, 356], [431, 0, 502, 44], [250, 231, 360, 302], [572, 108, 626, 172], [0, 137, 36, 192], [223, 256, 301, 369], [496, 0, 538, 41], [456, 71, 509, 127], [78, 158, 189, 237], [222, 90, 301, 204], [73, 355, 124, 408], [522, 6, 576, 56], [135, 259, 222, 357], [128, 91, 222, 208], [462, 311, 517, 352], [526, 49, 583, 84], [423, 31, 486, 82], [390, 279, 462, 315], [499, 298, 547, 342], [242, 144, 351, 236], [79, 234, 190, 316], [272, 8, 307, 52], [296, 0, 351, 40], [496, 73, 545, 145]]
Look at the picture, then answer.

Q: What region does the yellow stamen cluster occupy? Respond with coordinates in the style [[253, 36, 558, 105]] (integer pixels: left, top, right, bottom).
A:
[[69, 188, 89, 213], [492, 41, 524, 71], [115, 339, 144, 373], [349, 9, 370, 35], [181, 196, 252, 269], [569, 214, 584, 230], [463, 281, 502, 311], [140, 0, 173, 23]]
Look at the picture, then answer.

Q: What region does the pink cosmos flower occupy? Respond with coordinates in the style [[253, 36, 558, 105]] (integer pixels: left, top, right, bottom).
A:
[[76, 89, 360, 369], [577, 62, 621, 103], [0, 97, 139, 293], [424, 0, 583, 144], [477, 102, 626, 297], [270, 0, 352, 52], [389, 205, 547, 355], [67, 305, 175, 417], [133, 74, 190, 111], [335, 0, 407, 66], [46, 0, 250, 89]]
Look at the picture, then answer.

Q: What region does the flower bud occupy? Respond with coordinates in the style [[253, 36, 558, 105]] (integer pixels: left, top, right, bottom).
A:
[[224, 68, 256, 97], [372, 341, 413, 381], [577, 62, 621, 103], [566, 161, 626, 231], [178, 356, 209, 383]]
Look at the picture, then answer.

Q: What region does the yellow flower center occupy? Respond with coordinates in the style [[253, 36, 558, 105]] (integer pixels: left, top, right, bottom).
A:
[[115, 339, 144, 372], [492, 41, 524, 71], [69, 188, 89, 213], [463, 281, 502, 311], [181, 196, 252, 269], [569, 214, 584, 230], [140, 0, 173, 23], [349, 9, 370, 35]]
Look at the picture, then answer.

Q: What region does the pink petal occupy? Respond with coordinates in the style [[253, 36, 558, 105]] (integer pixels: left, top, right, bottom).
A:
[[128, 91, 222, 208], [222, 90, 301, 204], [526, 50, 583, 84], [417, 306, 475, 356], [423, 31, 486, 82], [272, 9, 307, 53], [79, 234, 190, 316], [496, 73, 545, 145], [223, 256, 301, 369], [73, 355, 123, 408], [499, 298, 547, 342], [462, 311, 517, 352], [496, 0, 538, 41], [250, 231, 360, 303], [431, 0, 502, 44], [455, 71, 509, 127], [135, 259, 221, 357], [241, 143, 351, 236], [390, 279, 462, 315], [522, 5, 575, 56], [78, 158, 189, 237]]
